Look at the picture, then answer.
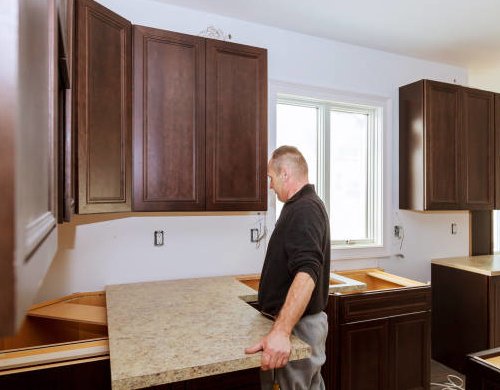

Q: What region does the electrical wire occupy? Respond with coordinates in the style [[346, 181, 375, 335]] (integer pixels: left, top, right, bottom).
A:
[[430, 374, 465, 389]]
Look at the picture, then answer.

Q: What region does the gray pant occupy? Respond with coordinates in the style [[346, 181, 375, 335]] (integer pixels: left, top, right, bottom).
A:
[[260, 311, 328, 390]]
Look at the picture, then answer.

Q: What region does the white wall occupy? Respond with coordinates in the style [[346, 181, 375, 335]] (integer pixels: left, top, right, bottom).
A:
[[37, 0, 470, 301], [469, 64, 500, 93]]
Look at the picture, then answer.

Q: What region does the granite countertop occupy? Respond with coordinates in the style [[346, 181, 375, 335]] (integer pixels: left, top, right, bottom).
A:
[[431, 255, 500, 276], [106, 276, 311, 390]]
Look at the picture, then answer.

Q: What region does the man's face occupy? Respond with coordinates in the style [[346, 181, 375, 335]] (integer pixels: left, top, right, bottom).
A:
[[267, 162, 286, 203]]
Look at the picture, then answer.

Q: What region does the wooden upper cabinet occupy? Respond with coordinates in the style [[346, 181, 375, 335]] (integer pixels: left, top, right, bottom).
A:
[[399, 79, 494, 210], [206, 39, 268, 211], [494, 95, 500, 208], [425, 81, 461, 209], [461, 88, 494, 209], [1, 0, 59, 336], [75, 0, 132, 213], [133, 26, 206, 211]]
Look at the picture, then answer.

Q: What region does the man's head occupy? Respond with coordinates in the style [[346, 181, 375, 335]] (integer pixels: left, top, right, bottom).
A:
[[268, 145, 309, 203]]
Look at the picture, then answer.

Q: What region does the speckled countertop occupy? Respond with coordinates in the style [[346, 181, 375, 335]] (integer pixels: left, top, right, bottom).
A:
[[106, 276, 311, 390], [432, 255, 500, 276]]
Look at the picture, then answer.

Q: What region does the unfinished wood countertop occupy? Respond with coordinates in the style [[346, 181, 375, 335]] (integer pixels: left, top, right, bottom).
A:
[[432, 255, 500, 276], [106, 276, 311, 390]]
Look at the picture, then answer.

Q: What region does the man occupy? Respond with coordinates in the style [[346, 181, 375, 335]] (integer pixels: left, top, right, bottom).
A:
[[245, 146, 331, 389]]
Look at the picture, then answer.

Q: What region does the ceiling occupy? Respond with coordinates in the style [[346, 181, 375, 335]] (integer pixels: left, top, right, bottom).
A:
[[153, 0, 500, 69]]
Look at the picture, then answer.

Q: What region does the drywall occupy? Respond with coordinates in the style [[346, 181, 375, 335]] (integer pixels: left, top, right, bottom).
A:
[[469, 64, 500, 93], [37, 0, 469, 301]]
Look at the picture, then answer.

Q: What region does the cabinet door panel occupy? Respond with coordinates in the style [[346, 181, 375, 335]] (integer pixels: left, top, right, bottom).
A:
[[340, 319, 389, 390], [133, 26, 205, 211], [462, 88, 494, 209], [390, 312, 430, 390], [76, 0, 131, 213], [1, 0, 58, 336], [206, 40, 267, 211], [425, 81, 461, 209], [490, 277, 500, 348], [495, 95, 500, 208]]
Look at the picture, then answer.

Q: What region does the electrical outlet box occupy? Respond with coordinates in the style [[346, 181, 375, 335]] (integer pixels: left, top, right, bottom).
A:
[[250, 228, 259, 243], [154, 230, 164, 246], [394, 225, 403, 239]]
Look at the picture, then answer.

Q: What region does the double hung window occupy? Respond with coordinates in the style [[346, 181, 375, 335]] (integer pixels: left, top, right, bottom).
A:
[[276, 95, 383, 248]]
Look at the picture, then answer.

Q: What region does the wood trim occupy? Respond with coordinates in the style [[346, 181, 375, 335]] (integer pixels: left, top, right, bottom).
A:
[[0, 355, 109, 376], [0, 339, 108, 371]]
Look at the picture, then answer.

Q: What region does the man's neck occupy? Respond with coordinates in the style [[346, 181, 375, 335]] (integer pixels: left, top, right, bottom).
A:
[[285, 181, 309, 201]]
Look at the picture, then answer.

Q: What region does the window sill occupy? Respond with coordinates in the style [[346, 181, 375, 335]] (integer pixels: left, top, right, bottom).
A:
[[331, 244, 390, 261]]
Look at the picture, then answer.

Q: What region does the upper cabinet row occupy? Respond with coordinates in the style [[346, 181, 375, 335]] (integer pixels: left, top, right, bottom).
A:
[[399, 79, 498, 210], [75, 0, 267, 214]]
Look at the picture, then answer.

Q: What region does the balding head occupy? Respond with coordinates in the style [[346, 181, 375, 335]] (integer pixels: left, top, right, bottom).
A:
[[269, 145, 308, 180], [268, 146, 309, 202]]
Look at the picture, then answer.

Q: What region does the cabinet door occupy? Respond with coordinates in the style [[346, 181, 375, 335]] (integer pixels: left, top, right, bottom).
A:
[[76, 0, 132, 213], [494, 95, 500, 208], [424, 81, 461, 209], [461, 87, 494, 209], [490, 276, 500, 348], [389, 312, 430, 390], [133, 26, 205, 211], [0, 0, 58, 336], [206, 39, 267, 211], [340, 319, 389, 390]]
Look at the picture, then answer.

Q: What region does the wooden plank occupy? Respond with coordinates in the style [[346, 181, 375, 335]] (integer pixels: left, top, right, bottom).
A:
[[28, 303, 107, 325], [0, 339, 108, 371], [367, 270, 426, 287]]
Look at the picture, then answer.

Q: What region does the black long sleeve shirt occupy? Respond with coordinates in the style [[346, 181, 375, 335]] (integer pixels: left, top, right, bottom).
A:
[[258, 184, 330, 318]]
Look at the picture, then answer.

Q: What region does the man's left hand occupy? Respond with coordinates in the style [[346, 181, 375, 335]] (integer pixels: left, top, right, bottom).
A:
[[245, 328, 291, 370]]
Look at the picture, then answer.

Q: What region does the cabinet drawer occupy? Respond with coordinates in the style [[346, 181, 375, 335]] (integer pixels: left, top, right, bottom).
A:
[[337, 287, 431, 323]]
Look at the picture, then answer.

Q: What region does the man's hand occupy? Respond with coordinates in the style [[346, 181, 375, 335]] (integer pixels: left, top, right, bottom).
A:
[[245, 328, 291, 370]]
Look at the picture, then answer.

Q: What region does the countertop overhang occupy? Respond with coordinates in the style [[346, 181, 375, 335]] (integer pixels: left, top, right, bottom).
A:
[[432, 255, 500, 276], [106, 276, 311, 390]]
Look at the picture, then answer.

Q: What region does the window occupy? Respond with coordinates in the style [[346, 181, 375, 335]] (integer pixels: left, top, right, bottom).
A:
[[494, 211, 500, 253], [276, 94, 383, 248]]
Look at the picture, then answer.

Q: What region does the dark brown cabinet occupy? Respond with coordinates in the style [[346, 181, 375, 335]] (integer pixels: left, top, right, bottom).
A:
[[1, 0, 59, 336], [324, 286, 431, 390], [133, 29, 267, 212], [75, 0, 132, 214], [467, 347, 500, 390], [399, 79, 494, 210], [495, 94, 500, 208], [132, 26, 206, 211], [432, 263, 500, 373], [75, 1, 267, 213], [205, 39, 268, 211]]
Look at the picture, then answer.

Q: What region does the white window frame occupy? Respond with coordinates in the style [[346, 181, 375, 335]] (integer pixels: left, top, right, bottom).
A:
[[269, 81, 392, 261], [494, 211, 500, 253]]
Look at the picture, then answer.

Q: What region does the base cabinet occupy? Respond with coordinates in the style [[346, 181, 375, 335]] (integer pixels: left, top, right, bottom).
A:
[[324, 287, 431, 390], [432, 263, 499, 373], [0, 359, 111, 390], [467, 347, 500, 390]]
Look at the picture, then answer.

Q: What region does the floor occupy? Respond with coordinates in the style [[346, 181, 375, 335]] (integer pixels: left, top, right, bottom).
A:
[[430, 359, 466, 389]]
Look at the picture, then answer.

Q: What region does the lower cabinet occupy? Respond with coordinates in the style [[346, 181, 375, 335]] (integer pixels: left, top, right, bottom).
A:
[[467, 347, 500, 390], [324, 287, 431, 390], [432, 263, 497, 373], [0, 359, 111, 390]]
